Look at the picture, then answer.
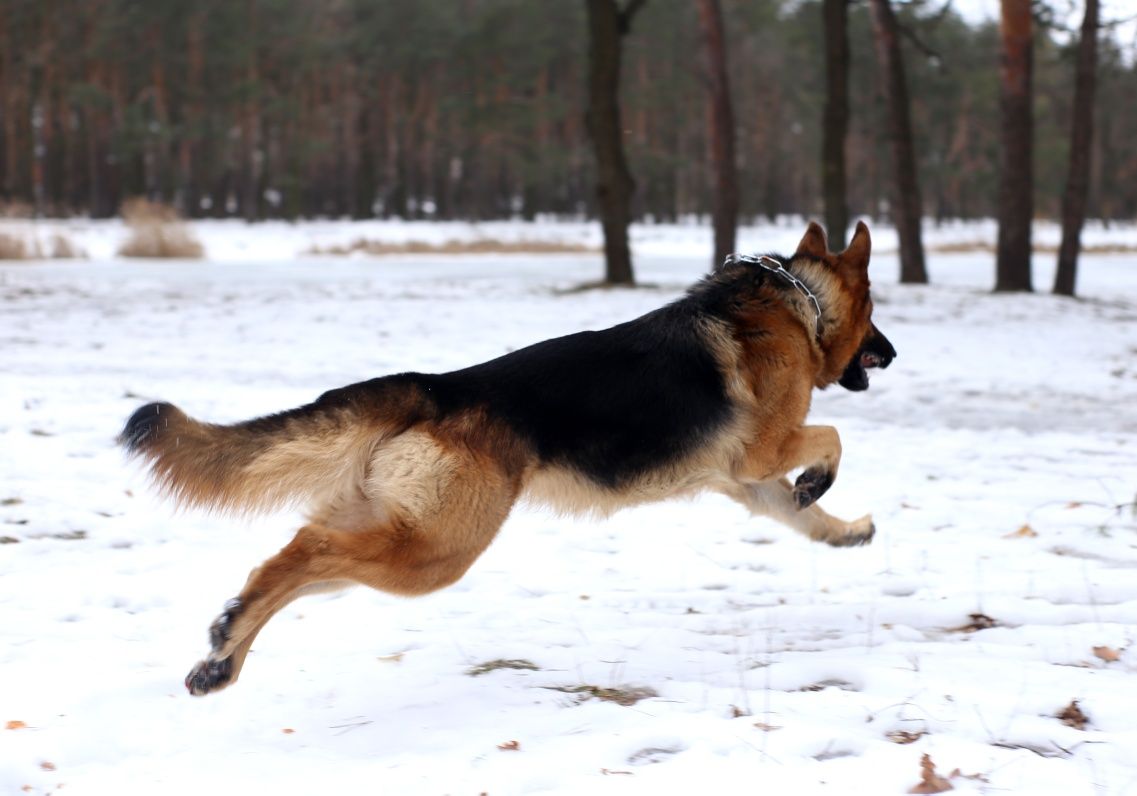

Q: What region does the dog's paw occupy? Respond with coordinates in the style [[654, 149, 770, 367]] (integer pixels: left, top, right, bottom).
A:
[[793, 467, 834, 510], [186, 656, 234, 696], [827, 515, 875, 547], [209, 598, 243, 653]]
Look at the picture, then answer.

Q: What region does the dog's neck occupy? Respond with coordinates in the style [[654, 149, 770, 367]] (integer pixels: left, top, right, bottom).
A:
[[723, 253, 824, 341]]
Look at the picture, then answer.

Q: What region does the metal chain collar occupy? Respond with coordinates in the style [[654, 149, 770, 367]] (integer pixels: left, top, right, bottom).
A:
[[722, 253, 823, 339]]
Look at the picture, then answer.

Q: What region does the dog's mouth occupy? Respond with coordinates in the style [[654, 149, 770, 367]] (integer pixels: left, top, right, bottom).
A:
[[839, 357, 872, 392], [838, 331, 896, 392]]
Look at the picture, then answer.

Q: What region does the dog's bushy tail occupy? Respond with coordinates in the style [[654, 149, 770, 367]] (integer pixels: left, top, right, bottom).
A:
[[119, 380, 420, 515]]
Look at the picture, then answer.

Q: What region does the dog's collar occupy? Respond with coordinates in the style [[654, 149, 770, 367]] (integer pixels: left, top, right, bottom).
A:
[[722, 253, 822, 338]]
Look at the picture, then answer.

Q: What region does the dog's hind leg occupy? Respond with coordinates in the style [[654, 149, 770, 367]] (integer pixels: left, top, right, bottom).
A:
[[721, 477, 874, 548], [185, 438, 520, 696]]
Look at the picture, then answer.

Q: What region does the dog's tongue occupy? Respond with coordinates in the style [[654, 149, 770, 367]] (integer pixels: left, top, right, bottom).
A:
[[861, 352, 882, 369]]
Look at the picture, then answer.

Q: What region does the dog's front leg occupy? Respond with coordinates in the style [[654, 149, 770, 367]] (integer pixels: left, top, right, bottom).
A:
[[786, 425, 842, 509], [737, 425, 842, 509], [721, 478, 874, 547]]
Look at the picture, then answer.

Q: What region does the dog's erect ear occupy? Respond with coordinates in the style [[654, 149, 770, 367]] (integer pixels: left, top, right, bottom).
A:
[[795, 222, 829, 259], [840, 221, 871, 272]]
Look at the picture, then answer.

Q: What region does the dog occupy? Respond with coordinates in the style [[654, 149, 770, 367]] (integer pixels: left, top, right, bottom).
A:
[[120, 220, 895, 696]]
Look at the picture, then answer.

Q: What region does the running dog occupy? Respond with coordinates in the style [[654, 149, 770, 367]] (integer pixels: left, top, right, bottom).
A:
[[120, 220, 895, 696]]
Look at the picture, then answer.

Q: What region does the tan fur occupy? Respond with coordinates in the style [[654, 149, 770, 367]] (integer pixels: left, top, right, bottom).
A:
[[156, 222, 885, 696]]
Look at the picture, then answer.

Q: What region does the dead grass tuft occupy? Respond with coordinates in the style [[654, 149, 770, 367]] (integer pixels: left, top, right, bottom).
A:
[[48, 233, 84, 259], [465, 658, 539, 677], [0, 200, 34, 219], [308, 237, 595, 256], [0, 233, 29, 260], [950, 613, 998, 633], [544, 684, 658, 706], [0, 230, 82, 260], [118, 198, 204, 259]]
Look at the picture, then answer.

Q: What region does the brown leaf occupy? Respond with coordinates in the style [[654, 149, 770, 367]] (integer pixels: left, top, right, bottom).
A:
[[40, 762, 56, 772], [497, 740, 521, 751], [6, 720, 27, 730], [753, 722, 782, 732], [908, 753, 954, 793], [1004, 524, 1038, 539], [1065, 501, 1083, 509], [729, 705, 749, 718], [1092, 646, 1121, 662], [1058, 700, 1089, 730], [281, 728, 295, 734], [887, 730, 927, 745]]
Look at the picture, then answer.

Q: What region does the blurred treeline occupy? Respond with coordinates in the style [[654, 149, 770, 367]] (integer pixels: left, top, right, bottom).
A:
[[0, 0, 1133, 221]]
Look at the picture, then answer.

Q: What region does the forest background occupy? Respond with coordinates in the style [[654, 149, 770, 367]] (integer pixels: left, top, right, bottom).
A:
[[1, 0, 1134, 226]]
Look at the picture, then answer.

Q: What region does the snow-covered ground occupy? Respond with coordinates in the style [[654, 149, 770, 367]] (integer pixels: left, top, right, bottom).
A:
[[2, 220, 1136, 795]]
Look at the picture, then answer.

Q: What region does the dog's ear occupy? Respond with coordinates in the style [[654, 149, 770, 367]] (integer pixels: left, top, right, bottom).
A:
[[794, 222, 829, 259], [840, 221, 871, 272]]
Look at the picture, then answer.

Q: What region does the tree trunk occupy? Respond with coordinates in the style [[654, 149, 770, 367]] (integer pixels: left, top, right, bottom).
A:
[[696, 0, 738, 272], [822, 0, 849, 251], [585, 0, 646, 286], [868, 0, 927, 283], [995, 0, 1033, 292], [1053, 0, 1099, 297]]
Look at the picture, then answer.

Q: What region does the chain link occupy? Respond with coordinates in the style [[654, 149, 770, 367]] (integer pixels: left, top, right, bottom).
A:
[[722, 253, 822, 338]]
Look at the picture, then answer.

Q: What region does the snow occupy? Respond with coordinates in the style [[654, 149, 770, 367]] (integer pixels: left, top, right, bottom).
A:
[[2, 219, 1136, 795]]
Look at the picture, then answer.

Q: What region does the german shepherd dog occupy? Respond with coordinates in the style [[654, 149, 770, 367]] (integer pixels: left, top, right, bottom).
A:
[[120, 221, 895, 696]]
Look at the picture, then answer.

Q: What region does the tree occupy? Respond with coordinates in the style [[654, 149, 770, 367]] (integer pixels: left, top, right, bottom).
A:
[[696, 0, 738, 271], [821, 0, 849, 251], [867, 0, 927, 284], [585, 0, 647, 285], [995, 0, 1033, 292], [1053, 0, 1099, 297]]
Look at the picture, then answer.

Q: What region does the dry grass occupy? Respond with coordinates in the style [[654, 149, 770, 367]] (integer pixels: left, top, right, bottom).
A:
[[117, 198, 204, 259], [465, 658, 539, 677], [48, 233, 84, 258], [0, 232, 29, 260], [544, 684, 658, 706], [308, 237, 596, 256], [0, 200, 35, 219], [0, 230, 84, 260]]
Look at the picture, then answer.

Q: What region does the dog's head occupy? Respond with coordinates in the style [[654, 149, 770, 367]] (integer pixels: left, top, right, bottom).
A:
[[790, 221, 896, 391]]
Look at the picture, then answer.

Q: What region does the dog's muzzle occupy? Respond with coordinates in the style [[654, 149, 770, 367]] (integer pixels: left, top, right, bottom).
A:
[[839, 324, 896, 392]]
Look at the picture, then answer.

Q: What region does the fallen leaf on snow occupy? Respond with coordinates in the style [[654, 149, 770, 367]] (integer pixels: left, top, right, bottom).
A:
[[951, 613, 997, 633], [6, 720, 28, 730], [1058, 700, 1089, 730], [908, 753, 953, 793], [1004, 524, 1038, 539], [281, 728, 295, 734], [1092, 646, 1121, 662], [40, 762, 56, 771], [753, 722, 783, 732], [497, 740, 521, 751], [887, 730, 927, 745]]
